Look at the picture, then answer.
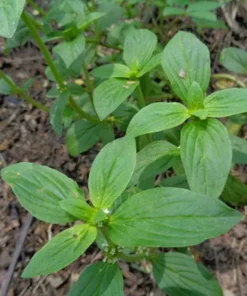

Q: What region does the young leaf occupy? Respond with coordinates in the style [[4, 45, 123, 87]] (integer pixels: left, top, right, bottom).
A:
[[131, 141, 178, 185], [1, 163, 85, 224], [136, 53, 162, 77], [220, 47, 247, 75], [153, 252, 223, 296], [163, 7, 185, 16], [123, 29, 157, 71], [93, 78, 139, 120], [59, 199, 95, 221], [89, 137, 136, 210], [53, 35, 85, 69], [180, 119, 232, 199], [68, 262, 124, 296], [221, 175, 247, 206], [66, 120, 103, 156], [109, 187, 241, 247], [187, 81, 204, 110], [0, 0, 26, 38], [91, 64, 131, 79], [50, 91, 70, 136], [109, 188, 241, 248], [204, 88, 247, 117], [230, 135, 247, 164], [162, 31, 210, 102], [22, 224, 97, 278], [127, 102, 189, 137]]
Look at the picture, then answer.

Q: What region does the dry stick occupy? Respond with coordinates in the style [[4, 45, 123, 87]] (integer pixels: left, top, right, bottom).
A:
[[1, 214, 33, 296]]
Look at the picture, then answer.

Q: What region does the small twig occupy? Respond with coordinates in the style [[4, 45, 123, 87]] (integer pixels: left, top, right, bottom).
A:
[[1, 214, 33, 296]]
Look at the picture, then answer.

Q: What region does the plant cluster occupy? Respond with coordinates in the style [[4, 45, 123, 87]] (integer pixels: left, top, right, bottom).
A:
[[1, 0, 247, 295]]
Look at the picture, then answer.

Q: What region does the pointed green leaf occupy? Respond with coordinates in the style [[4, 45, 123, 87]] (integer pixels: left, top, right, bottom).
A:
[[153, 252, 223, 296], [109, 187, 242, 247], [204, 88, 247, 118], [230, 135, 247, 164], [131, 141, 178, 185], [0, 76, 14, 95], [220, 47, 247, 75], [89, 137, 136, 210], [68, 262, 124, 296], [66, 120, 103, 156], [93, 78, 139, 120], [22, 224, 97, 278], [187, 81, 204, 110], [0, 0, 26, 38], [137, 53, 162, 77], [181, 119, 232, 198], [127, 102, 189, 137], [50, 91, 70, 136], [59, 199, 95, 221], [91, 64, 131, 79], [221, 175, 247, 206], [1, 163, 85, 224], [187, 1, 222, 12], [53, 34, 85, 69], [162, 31, 210, 102], [163, 7, 185, 16], [159, 175, 189, 189], [123, 29, 157, 70]]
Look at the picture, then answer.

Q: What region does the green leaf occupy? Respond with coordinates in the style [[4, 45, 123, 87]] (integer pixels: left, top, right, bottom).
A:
[[0, 0, 26, 38], [163, 7, 185, 16], [127, 102, 189, 137], [131, 141, 178, 185], [188, 10, 217, 22], [89, 137, 136, 210], [153, 252, 223, 296], [66, 120, 103, 156], [0, 77, 14, 95], [180, 119, 232, 198], [53, 34, 85, 69], [220, 47, 247, 75], [1, 163, 85, 224], [159, 175, 189, 189], [22, 224, 96, 277], [221, 175, 247, 206], [50, 92, 70, 136], [91, 64, 131, 79], [162, 31, 210, 102], [93, 78, 139, 120], [187, 81, 204, 110], [68, 262, 124, 296], [123, 29, 157, 71], [187, 1, 222, 12], [59, 199, 95, 221], [204, 88, 247, 117], [230, 135, 247, 164], [109, 187, 242, 247], [79, 12, 106, 30], [6, 20, 29, 49], [136, 53, 162, 77]]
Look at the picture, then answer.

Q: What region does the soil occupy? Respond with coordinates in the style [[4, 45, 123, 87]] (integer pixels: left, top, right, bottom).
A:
[[1, 2, 247, 296]]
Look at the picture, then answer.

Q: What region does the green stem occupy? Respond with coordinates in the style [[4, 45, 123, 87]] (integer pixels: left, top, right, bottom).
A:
[[211, 73, 246, 88], [69, 98, 100, 123], [136, 84, 146, 108], [26, 0, 46, 16], [0, 70, 49, 112], [86, 37, 121, 51]]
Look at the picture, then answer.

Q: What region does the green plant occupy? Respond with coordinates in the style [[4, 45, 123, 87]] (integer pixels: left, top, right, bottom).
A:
[[1, 1, 247, 295]]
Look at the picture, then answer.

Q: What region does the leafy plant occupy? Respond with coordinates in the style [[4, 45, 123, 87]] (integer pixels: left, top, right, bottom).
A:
[[1, 1, 247, 295]]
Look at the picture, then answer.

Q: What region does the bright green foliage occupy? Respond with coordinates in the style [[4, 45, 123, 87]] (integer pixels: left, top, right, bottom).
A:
[[91, 64, 131, 79], [0, 0, 26, 38], [162, 31, 210, 102], [187, 81, 204, 110], [109, 187, 242, 247], [204, 88, 247, 117], [1, 163, 85, 224], [127, 102, 189, 137], [220, 47, 247, 75], [221, 175, 247, 206], [180, 119, 232, 199], [153, 252, 223, 296], [68, 262, 124, 296], [89, 136, 136, 209], [22, 224, 97, 277]]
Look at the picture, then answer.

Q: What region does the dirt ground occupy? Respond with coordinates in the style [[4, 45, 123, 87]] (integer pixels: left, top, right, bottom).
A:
[[1, 3, 247, 295]]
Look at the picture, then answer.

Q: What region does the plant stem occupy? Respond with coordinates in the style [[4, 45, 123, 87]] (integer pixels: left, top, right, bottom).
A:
[[136, 84, 146, 108], [26, 0, 46, 16], [85, 37, 121, 51], [211, 73, 246, 88], [69, 97, 100, 123], [0, 70, 49, 112], [22, 12, 66, 91]]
